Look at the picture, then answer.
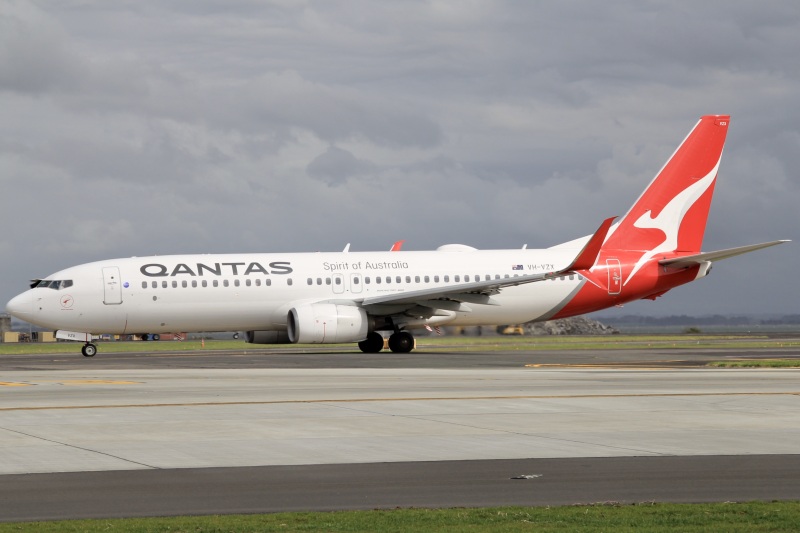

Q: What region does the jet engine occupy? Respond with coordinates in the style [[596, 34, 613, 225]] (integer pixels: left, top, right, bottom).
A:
[[287, 304, 369, 344], [245, 330, 291, 344]]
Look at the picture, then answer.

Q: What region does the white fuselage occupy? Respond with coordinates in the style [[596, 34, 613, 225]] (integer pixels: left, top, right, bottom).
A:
[[8, 249, 584, 335]]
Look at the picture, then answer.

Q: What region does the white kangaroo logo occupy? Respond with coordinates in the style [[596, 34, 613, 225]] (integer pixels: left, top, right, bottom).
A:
[[624, 158, 721, 285]]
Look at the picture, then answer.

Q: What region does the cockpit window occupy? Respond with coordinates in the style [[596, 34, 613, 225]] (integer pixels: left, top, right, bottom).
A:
[[34, 280, 73, 290]]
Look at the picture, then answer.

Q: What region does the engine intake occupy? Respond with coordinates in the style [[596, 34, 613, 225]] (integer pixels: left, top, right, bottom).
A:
[[287, 304, 369, 344]]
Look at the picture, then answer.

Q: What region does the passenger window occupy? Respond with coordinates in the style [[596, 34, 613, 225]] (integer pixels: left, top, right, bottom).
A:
[[406, 276, 411, 283], [434, 275, 440, 283], [172, 281, 178, 288], [415, 276, 420, 283], [182, 280, 188, 288], [444, 275, 449, 282], [375, 277, 381, 284], [152, 281, 157, 288], [326, 278, 331, 285], [223, 280, 229, 287], [245, 279, 251, 287], [213, 280, 219, 287], [464, 275, 469, 282], [255, 279, 260, 287], [266, 279, 272, 286], [317, 278, 322, 285], [396, 276, 402, 283], [162, 281, 168, 288], [202, 280, 208, 287], [307, 278, 313, 285], [334, 278, 341, 285], [287, 279, 293, 286], [385, 276, 391, 284], [424, 276, 430, 283], [141, 281, 147, 289], [234, 280, 240, 287], [192, 280, 197, 288]]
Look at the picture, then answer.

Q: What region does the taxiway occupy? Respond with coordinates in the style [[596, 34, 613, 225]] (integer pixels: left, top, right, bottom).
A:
[[1, 345, 799, 521]]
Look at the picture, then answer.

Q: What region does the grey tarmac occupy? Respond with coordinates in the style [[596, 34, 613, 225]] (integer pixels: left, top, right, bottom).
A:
[[2, 455, 800, 522], [1, 343, 799, 521]]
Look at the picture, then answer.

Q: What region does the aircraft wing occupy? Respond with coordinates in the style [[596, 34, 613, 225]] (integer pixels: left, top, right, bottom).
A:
[[658, 240, 790, 269], [358, 217, 615, 313]]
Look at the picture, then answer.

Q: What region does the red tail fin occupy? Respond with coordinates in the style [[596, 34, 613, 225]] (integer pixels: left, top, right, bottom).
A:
[[604, 115, 730, 255]]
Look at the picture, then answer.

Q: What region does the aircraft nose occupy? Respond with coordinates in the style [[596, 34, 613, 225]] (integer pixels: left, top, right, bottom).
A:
[[5, 291, 33, 319]]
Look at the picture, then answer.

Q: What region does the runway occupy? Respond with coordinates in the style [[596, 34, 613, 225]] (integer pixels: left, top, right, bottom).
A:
[[1, 345, 799, 521]]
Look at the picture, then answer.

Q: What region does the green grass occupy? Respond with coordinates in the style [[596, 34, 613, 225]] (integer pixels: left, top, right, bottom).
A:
[[708, 359, 800, 368], [0, 334, 798, 355], [2, 502, 799, 532]]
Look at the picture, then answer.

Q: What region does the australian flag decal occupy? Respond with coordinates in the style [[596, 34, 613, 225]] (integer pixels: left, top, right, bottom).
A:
[[512, 265, 523, 270]]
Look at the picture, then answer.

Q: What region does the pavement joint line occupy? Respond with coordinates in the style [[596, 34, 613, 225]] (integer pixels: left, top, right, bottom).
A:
[[0, 426, 159, 470], [1, 391, 799, 412]]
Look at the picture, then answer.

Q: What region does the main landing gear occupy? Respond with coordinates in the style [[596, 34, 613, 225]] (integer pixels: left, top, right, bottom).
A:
[[81, 343, 97, 357], [357, 331, 415, 354]]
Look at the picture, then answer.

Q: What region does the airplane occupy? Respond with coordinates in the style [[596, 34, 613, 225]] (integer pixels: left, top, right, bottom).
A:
[[5, 115, 789, 357]]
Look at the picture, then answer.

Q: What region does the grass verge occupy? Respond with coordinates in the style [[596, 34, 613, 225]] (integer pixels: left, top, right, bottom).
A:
[[1, 502, 799, 532], [708, 359, 800, 368], [0, 335, 797, 356]]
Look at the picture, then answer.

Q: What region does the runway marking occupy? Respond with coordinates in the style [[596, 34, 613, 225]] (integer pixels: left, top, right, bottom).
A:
[[1, 380, 142, 386], [525, 363, 682, 369], [1, 391, 799, 412], [58, 380, 141, 385]]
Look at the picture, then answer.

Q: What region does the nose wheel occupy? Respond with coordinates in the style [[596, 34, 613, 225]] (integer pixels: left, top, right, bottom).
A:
[[81, 343, 97, 357]]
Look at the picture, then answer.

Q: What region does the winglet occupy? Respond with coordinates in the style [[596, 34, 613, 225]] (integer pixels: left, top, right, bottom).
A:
[[563, 217, 616, 272], [390, 240, 405, 252]]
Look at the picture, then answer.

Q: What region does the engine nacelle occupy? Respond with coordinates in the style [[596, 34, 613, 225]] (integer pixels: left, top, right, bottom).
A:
[[245, 330, 291, 344], [287, 304, 369, 344]]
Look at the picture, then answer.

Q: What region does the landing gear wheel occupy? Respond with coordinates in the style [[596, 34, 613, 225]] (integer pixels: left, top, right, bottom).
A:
[[358, 332, 385, 353], [388, 331, 414, 353], [152, 334, 160, 341], [81, 343, 97, 357]]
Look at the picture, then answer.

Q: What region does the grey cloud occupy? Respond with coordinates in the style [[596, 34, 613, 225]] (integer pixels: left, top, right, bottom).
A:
[[307, 146, 375, 185], [1, 1, 797, 316]]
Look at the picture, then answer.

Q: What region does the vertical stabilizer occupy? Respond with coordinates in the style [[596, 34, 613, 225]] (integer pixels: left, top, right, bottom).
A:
[[603, 115, 730, 281]]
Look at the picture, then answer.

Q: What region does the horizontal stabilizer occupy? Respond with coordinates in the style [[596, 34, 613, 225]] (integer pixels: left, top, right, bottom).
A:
[[659, 240, 790, 268]]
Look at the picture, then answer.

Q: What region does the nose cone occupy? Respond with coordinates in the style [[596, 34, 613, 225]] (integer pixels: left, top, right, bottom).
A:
[[5, 291, 33, 319]]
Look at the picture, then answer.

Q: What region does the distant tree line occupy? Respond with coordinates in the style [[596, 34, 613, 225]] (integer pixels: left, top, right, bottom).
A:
[[594, 314, 800, 326]]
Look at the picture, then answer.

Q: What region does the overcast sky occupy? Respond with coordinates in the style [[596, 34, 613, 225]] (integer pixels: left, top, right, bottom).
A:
[[1, 1, 797, 318]]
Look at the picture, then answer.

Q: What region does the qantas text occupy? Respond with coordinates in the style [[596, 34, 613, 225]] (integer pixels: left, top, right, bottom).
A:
[[140, 262, 293, 277]]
